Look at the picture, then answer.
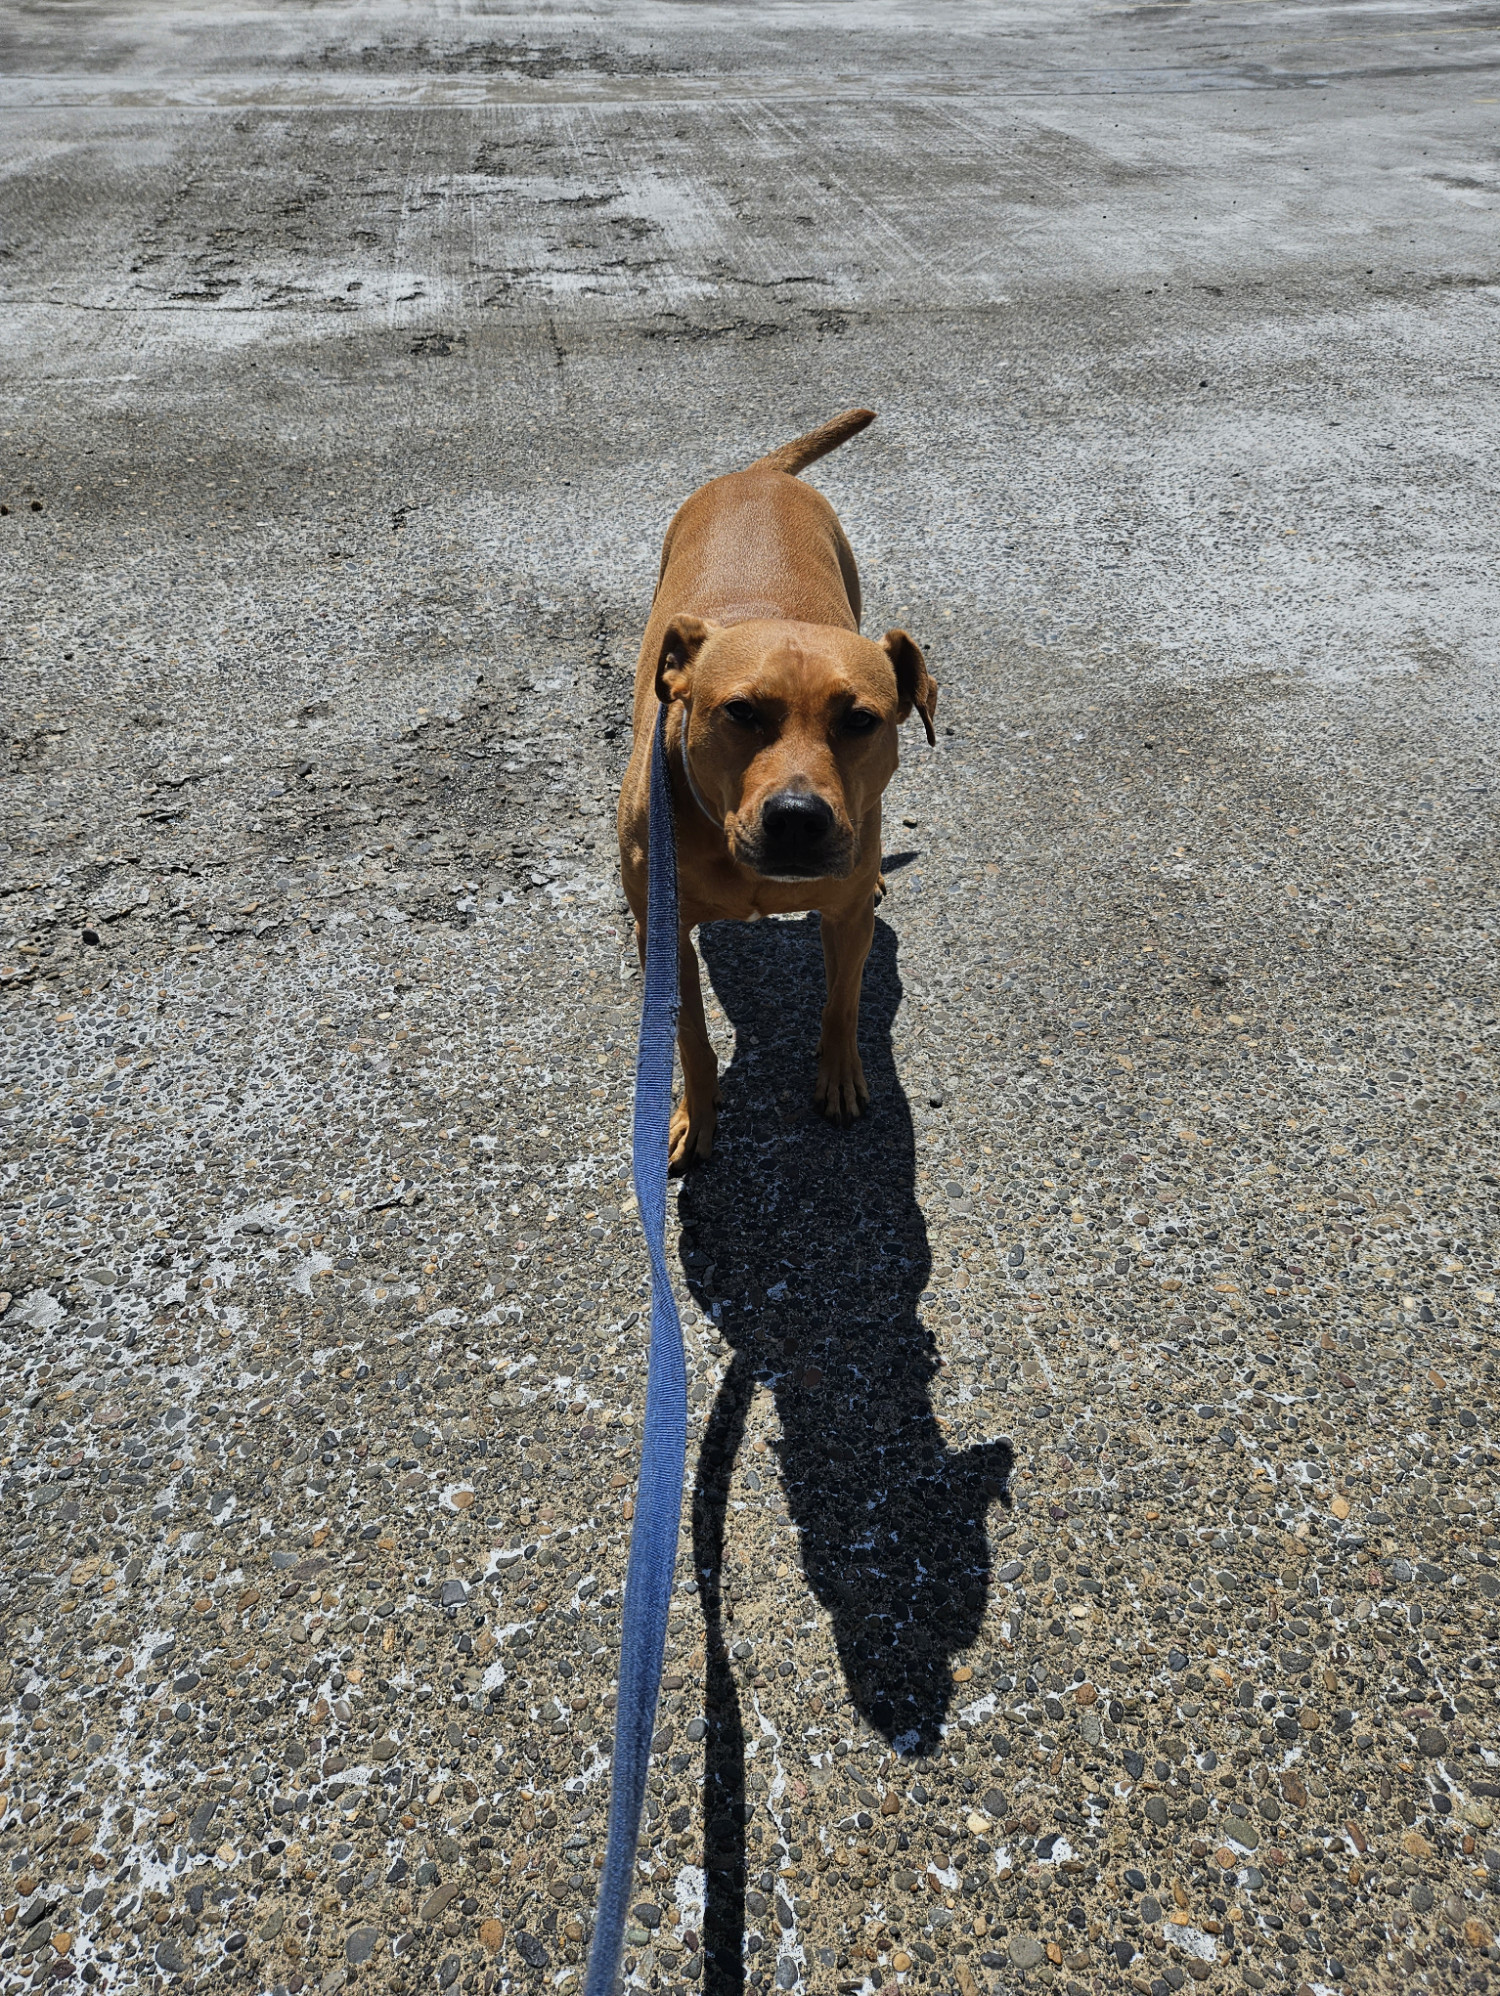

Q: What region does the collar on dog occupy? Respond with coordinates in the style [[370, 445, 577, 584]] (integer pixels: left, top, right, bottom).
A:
[[676, 699, 723, 833]]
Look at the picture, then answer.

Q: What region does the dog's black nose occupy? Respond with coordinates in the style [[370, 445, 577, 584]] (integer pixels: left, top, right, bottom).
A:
[[760, 790, 836, 863]]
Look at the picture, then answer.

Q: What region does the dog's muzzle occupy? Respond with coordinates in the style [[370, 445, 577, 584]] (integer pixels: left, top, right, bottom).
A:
[[741, 788, 852, 880]]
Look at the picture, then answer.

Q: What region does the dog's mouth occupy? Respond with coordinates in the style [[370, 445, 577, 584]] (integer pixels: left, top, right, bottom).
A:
[[744, 853, 853, 882]]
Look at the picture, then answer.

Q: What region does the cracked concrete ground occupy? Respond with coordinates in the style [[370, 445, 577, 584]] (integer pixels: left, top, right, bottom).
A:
[[2, 3, 1500, 1995]]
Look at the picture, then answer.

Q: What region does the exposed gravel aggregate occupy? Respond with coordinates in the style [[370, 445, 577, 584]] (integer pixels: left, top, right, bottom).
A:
[[3, 3, 1499, 1996]]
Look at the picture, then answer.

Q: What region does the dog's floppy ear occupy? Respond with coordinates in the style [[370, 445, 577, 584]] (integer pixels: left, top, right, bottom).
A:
[[655, 616, 718, 707], [882, 629, 938, 745]]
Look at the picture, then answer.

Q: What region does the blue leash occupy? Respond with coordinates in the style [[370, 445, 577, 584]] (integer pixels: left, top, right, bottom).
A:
[[585, 703, 687, 1996]]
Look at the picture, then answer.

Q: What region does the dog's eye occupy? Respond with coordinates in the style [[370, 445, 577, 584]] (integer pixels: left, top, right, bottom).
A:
[[722, 700, 759, 728], [842, 708, 881, 735]]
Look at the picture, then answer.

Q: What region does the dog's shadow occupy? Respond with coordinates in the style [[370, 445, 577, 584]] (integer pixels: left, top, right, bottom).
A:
[[681, 915, 1012, 1996]]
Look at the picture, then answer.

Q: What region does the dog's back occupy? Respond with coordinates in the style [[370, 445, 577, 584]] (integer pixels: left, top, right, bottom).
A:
[[648, 408, 876, 638]]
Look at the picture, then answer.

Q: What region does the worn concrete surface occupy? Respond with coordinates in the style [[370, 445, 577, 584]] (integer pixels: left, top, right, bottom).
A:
[[3, 3, 1500, 1995]]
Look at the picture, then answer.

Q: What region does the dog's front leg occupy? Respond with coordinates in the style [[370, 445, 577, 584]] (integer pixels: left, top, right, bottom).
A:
[[814, 898, 874, 1124], [670, 921, 720, 1171]]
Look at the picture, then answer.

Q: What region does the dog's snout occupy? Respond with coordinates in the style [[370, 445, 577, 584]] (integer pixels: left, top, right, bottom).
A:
[[758, 792, 843, 877], [745, 787, 849, 880], [761, 789, 836, 851]]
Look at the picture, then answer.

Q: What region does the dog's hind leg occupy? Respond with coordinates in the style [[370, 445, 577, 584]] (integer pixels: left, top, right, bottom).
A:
[[813, 898, 874, 1125], [670, 921, 721, 1171]]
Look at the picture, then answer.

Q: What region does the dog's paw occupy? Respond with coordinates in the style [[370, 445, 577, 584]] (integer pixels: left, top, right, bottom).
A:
[[813, 1048, 870, 1127], [668, 1095, 718, 1173]]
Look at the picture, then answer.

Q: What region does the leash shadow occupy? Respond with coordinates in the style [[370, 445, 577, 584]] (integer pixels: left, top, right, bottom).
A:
[[681, 914, 1012, 1996]]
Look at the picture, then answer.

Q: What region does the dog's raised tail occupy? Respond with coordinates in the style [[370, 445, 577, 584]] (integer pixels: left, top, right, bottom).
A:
[[749, 407, 876, 477]]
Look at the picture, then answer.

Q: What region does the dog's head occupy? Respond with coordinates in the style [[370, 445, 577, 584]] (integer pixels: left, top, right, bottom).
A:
[[655, 616, 937, 881]]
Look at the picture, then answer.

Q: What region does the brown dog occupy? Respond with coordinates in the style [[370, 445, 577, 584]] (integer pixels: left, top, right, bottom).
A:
[[618, 409, 937, 1170]]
